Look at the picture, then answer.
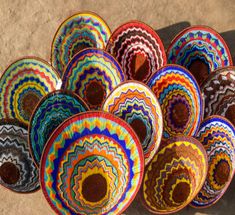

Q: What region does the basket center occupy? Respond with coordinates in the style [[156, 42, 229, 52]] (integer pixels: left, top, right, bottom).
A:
[[188, 59, 209, 84], [214, 160, 230, 185], [71, 43, 91, 57], [130, 53, 149, 81], [171, 102, 189, 127], [129, 118, 147, 143], [82, 173, 107, 202], [0, 162, 20, 185], [172, 182, 190, 204], [22, 92, 40, 118], [86, 81, 105, 107]]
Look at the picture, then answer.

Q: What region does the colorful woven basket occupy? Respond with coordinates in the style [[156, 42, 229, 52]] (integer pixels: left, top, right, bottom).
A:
[[0, 57, 61, 125], [102, 81, 163, 165], [167, 26, 233, 85], [106, 21, 166, 83], [0, 119, 39, 193], [28, 90, 89, 167], [62, 48, 125, 110], [191, 115, 235, 208], [51, 11, 111, 76], [40, 111, 144, 215], [201, 66, 235, 126], [141, 136, 208, 214], [147, 64, 203, 139]]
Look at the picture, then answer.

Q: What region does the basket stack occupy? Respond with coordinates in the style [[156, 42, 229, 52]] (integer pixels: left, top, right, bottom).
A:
[[0, 11, 235, 215]]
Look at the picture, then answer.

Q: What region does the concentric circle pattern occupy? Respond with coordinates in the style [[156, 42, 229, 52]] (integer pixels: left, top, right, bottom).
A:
[[102, 81, 163, 165], [106, 21, 166, 83], [51, 12, 111, 76], [147, 65, 203, 139], [0, 57, 61, 125], [62, 48, 125, 110], [40, 111, 144, 215], [167, 26, 232, 85], [0, 120, 39, 193], [29, 90, 89, 167], [141, 136, 207, 214], [191, 116, 235, 208], [201, 66, 235, 126]]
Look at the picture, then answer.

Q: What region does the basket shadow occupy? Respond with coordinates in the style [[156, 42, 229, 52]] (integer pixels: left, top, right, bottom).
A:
[[155, 22, 191, 50], [221, 30, 235, 62]]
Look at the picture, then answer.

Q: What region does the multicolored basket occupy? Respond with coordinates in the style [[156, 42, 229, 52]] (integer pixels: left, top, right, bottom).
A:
[[28, 90, 89, 167], [0, 57, 61, 125], [106, 21, 166, 83], [147, 64, 203, 139], [0, 119, 39, 193], [201, 66, 235, 126], [102, 80, 163, 165], [167, 26, 233, 85], [62, 48, 125, 110], [191, 115, 235, 208], [141, 136, 208, 214], [40, 111, 144, 215], [51, 12, 111, 76]]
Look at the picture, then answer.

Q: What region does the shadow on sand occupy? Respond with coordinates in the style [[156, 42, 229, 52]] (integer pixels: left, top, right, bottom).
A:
[[221, 30, 235, 62], [155, 21, 191, 50]]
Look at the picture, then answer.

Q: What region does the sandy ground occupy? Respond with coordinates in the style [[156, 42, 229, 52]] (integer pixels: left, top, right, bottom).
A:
[[1, 0, 235, 214]]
